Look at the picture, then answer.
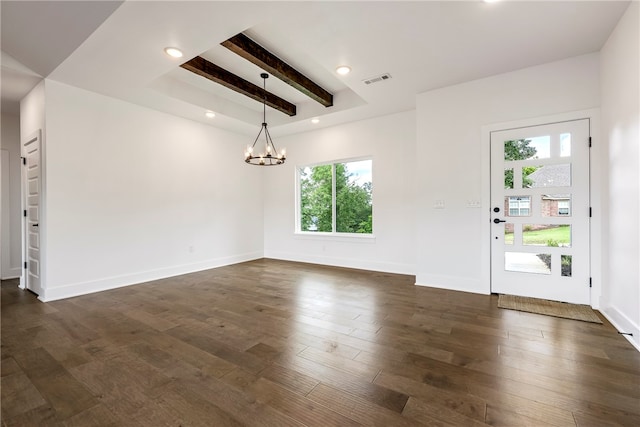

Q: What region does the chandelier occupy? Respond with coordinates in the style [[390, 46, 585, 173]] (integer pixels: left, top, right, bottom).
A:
[[244, 73, 286, 166]]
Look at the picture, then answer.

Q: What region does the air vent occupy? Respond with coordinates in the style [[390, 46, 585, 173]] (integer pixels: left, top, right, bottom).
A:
[[362, 73, 392, 85]]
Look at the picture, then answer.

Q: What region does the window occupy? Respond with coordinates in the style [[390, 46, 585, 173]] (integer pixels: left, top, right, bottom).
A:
[[508, 196, 531, 216], [298, 159, 372, 234], [558, 200, 570, 215]]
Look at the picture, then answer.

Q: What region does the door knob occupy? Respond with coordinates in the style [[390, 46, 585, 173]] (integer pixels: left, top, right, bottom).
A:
[[493, 218, 506, 224]]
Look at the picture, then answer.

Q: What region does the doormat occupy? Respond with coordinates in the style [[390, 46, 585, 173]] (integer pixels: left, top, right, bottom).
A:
[[498, 294, 603, 324]]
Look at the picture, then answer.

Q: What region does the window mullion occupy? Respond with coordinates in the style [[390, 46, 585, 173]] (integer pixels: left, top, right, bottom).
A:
[[332, 163, 337, 233]]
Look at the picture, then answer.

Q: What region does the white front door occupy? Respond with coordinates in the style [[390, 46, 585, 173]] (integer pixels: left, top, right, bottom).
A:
[[23, 131, 42, 295], [490, 119, 590, 304]]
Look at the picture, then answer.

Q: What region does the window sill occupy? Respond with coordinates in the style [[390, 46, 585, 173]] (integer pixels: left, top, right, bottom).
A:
[[294, 232, 376, 244]]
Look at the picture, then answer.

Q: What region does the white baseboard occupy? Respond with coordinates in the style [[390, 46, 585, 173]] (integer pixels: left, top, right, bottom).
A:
[[415, 273, 489, 295], [1, 267, 22, 280], [39, 251, 263, 302], [265, 251, 415, 276], [599, 304, 640, 352]]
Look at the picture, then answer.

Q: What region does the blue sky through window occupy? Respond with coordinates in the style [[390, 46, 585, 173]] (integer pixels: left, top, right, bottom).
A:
[[345, 160, 372, 186]]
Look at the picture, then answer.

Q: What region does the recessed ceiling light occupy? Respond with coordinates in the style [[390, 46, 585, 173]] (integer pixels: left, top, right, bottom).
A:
[[205, 111, 215, 118], [164, 47, 183, 58], [311, 118, 320, 124], [336, 66, 351, 75]]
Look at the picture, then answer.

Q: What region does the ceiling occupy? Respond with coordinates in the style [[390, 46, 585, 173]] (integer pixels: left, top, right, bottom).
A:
[[1, 1, 630, 136]]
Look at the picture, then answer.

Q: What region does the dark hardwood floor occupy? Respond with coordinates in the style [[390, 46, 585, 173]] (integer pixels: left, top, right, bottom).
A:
[[2, 259, 639, 426]]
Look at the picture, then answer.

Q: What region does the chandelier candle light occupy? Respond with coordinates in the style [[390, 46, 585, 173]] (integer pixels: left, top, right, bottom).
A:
[[245, 73, 286, 166]]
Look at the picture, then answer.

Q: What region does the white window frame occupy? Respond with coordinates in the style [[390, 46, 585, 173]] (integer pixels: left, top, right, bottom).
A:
[[295, 157, 374, 238]]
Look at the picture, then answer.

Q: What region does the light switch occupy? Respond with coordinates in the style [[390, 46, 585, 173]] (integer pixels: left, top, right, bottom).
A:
[[434, 200, 445, 209]]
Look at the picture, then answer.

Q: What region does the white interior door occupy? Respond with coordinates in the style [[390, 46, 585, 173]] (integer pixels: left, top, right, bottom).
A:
[[490, 119, 590, 304], [23, 132, 42, 295]]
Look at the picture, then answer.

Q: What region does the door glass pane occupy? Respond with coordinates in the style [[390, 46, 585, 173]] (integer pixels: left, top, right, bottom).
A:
[[336, 160, 372, 234], [505, 223, 514, 245], [299, 165, 333, 232], [541, 194, 571, 217], [505, 196, 531, 217], [522, 165, 539, 188], [560, 133, 571, 157], [526, 164, 571, 188], [504, 168, 514, 189], [505, 252, 551, 275], [522, 224, 571, 247], [526, 136, 551, 159], [504, 137, 550, 161], [561, 255, 572, 277]]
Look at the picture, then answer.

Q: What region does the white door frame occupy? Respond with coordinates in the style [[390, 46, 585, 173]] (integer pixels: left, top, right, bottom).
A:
[[481, 109, 603, 308]]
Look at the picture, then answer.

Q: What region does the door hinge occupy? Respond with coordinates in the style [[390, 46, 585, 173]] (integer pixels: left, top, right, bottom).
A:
[[589, 207, 592, 217], [21, 157, 26, 165], [589, 277, 592, 288], [23, 209, 27, 217], [24, 261, 27, 269], [589, 137, 592, 147]]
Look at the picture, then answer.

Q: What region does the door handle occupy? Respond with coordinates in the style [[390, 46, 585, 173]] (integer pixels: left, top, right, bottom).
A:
[[32, 223, 39, 227], [493, 218, 506, 224]]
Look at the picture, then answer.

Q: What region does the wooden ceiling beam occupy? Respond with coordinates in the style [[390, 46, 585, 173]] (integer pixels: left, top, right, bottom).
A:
[[221, 33, 333, 108], [180, 56, 296, 117]]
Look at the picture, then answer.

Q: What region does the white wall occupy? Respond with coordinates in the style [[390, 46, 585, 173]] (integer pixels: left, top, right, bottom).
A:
[[39, 80, 264, 301], [21, 81, 46, 139], [263, 111, 416, 274], [416, 53, 601, 294], [1, 112, 22, 278], [600, 1, 640, 349]]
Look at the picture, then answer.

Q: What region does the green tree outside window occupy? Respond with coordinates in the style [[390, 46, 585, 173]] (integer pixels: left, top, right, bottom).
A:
[[504, 139, 538, 189]]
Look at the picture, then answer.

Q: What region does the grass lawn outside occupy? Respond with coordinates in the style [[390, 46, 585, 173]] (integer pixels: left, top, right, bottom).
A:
[[504, 225, 570, 246]]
